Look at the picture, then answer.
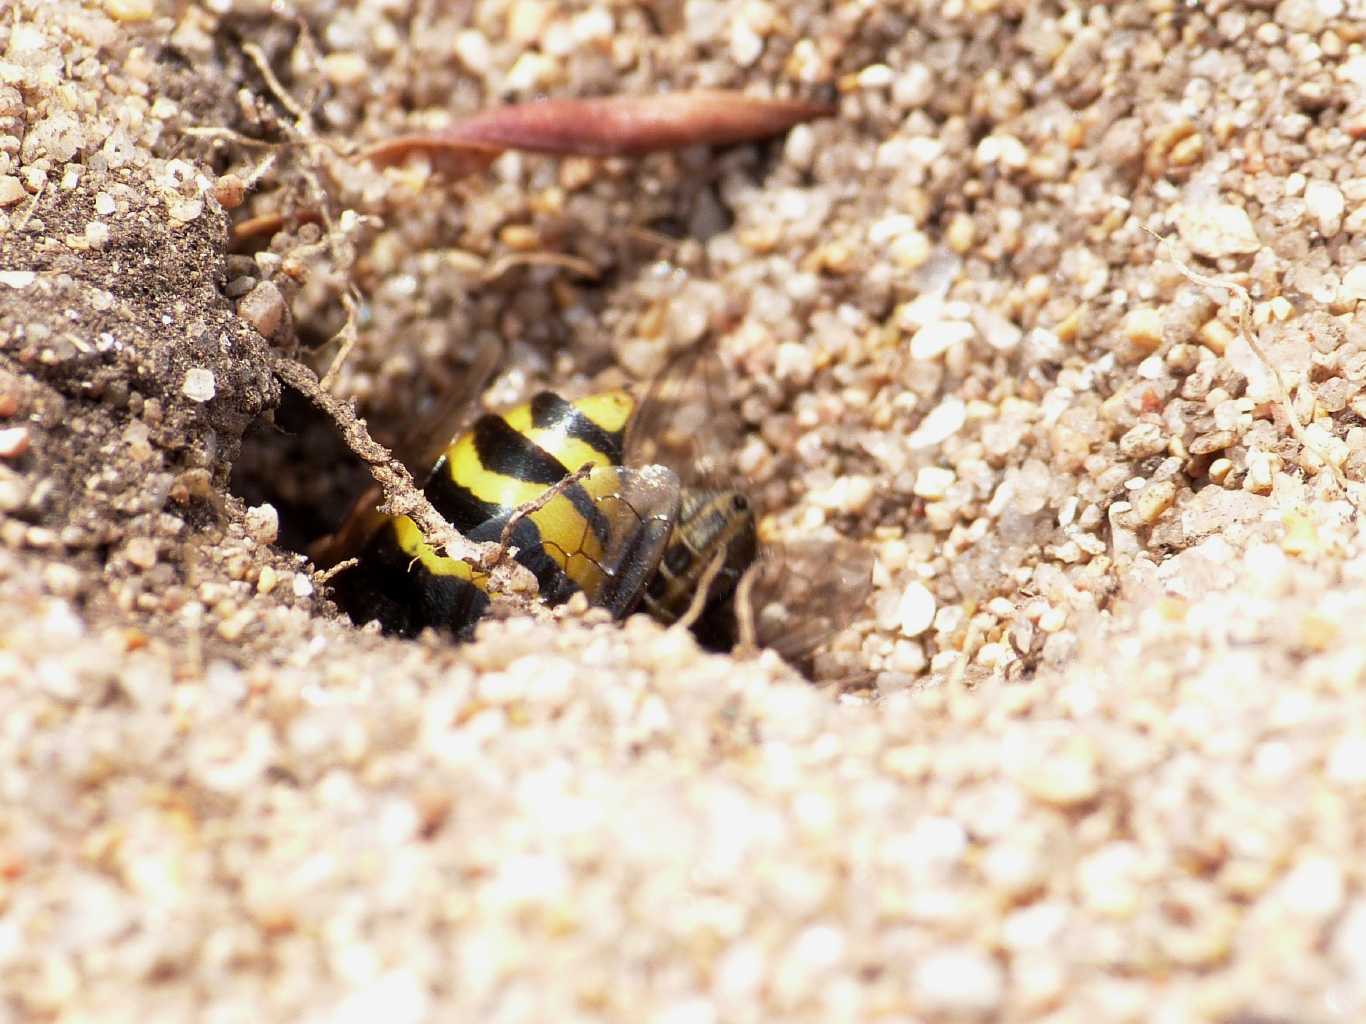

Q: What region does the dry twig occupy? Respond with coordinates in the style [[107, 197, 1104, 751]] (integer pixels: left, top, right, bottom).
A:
[[272, 356, 531, 596]]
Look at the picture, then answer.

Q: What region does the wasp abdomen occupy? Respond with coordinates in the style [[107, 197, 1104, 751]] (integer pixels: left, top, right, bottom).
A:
[[338, 387, 684, 636]]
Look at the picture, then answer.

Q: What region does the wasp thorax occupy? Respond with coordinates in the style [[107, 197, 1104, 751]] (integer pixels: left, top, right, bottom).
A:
[[641, 486, 759, 646]]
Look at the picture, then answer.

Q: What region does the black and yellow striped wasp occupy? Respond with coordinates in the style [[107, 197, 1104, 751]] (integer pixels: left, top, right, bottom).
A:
[[321, 341, 871, 667], [270, 88, 864, 664]]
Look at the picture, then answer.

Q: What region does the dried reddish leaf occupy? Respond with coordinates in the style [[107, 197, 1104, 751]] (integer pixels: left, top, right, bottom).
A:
[[230, 208, 324, 248], [365, 90, 835, 172]]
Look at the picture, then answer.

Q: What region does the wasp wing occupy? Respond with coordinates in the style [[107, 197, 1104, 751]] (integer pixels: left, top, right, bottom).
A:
[[623, 342, 743, 489], [624, 345, 874, 666], [399, 332, 505, 475], [587, 463, 683, 618], [742, 538, 874, 667]]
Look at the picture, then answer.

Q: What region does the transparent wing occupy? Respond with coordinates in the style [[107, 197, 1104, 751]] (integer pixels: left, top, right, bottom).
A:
[[588, 463, 683, 618], [399, 333, 504, 474], [311, 334, 502, 567], [742, 538, 874, 667], [623, 342, 743, 489]]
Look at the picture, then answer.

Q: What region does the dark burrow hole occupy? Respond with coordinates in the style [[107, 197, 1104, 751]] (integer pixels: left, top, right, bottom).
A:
[[227, 365, 757, 655], [229, 384, 370, 558]]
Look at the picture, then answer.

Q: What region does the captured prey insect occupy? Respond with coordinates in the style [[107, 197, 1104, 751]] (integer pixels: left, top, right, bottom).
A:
[[620, 344, 873, 662], [320, 343, 872, 667]]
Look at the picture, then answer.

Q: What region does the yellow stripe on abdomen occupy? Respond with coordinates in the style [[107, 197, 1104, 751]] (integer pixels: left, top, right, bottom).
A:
[[391, 515, 487, 589]]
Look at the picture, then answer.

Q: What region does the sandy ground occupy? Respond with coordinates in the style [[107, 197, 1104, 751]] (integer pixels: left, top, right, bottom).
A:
[[5, 0, 1366, 1020]]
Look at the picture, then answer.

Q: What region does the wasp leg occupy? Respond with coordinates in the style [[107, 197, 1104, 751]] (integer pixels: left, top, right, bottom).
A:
[[482, 462, 597, 572], [731, 560, 763, 655], [668, 547, 729, 635]]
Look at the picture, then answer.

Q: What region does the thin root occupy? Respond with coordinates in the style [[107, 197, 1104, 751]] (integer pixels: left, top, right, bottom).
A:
[[182, 125, 290, 149], [481, 251, 600, 284], [314, 557, 359, 584], [489, 463, 597, 569], [243, 41, 311, 125], [319, 286, 364, 391]]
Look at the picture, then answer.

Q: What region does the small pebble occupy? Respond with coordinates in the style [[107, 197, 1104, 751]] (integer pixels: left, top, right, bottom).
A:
[[453, 30, 492, 74], [125, 537, 159, 570], [244, 504, 279, 546], [0, 175, 26, 206], [1327, 733, 1366, 784], [896, 582, 936, 638], [889, 230, 931, 269], [912, 466, 956, 499], [320, 52, 369, 87], [105, 0, 155, 20], [212, 174, 246, 210], [982, 844, 1048, 900], [1017, 737, 1101, 807], [238, 280, 286, 340], [1132, 480, 1176, 524], [42, 562, 82, 598], [910, 320, 975, 360], [1305, 180, 1345, 235], [945, 212, 976, 254], [1276, 0, 1333, 33], [911, 947, 1005, 1015], [1078, 843, 1142, 917], [729, 20, 763, 67], [908, 397, 967, 450], [1278, 856, 1344, 919], [168, 198, 204, 223], [0, 471, 30, 512], [1122, 307, 1165, 352], [1246, 451, 1277, 493], [1119, 422, 1167, 460], [1199, 319, 1234, 355], [1175, 202, 1262, 258], [123, 420, 153, 461], [256, 565, 279, 594], [216, 607, 255, 641], [856, 63, 895, 89], [1340, 265, 1366, 302], [181, 368, 216, 403], [0, 271, 35, 289], [0, 426, 29, 458], [975, 307, 1023, 352]]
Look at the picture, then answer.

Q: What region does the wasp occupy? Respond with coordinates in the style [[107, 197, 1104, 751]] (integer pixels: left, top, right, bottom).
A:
[[275, 88, 867, 663], [321, 341, 871, 666]]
